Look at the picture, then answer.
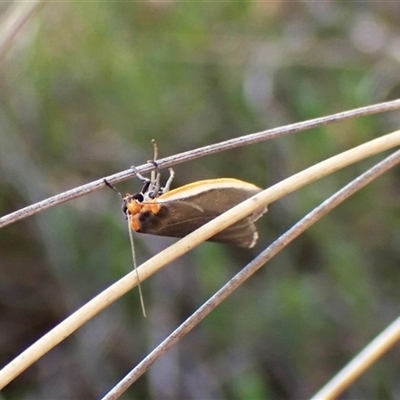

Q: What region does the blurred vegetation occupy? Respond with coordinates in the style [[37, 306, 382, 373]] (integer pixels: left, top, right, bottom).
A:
[[0, 2, 400, 399]]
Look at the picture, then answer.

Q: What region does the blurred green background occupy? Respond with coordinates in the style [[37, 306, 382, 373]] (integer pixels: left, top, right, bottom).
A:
[[1, 2, 400, 399]]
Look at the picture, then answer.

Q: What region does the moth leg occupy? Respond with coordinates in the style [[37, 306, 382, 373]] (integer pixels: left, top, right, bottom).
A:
[[130, 165, 152, 194], [162, 168, 175, 194]]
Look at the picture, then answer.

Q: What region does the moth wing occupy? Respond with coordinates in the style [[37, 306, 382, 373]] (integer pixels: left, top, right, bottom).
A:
[[211, 218, 259, 248], [137, 200, 212, 236], [211, 206, 267, 248], [141, 187, 267, 247]]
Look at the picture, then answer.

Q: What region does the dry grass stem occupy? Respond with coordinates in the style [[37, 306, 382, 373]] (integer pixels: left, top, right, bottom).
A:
[[102, 149, 400, 400], [0, 130, 399, 390], [311, 313, 400, 400], [0, 1, 42, 61], [1, 99, 400, 230]]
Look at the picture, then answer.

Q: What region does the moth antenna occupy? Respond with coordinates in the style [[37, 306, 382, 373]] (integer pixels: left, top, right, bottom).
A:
[[105, 178, 146, 315], [126, 213, 147, 317], [104, 179, 123, 200]]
